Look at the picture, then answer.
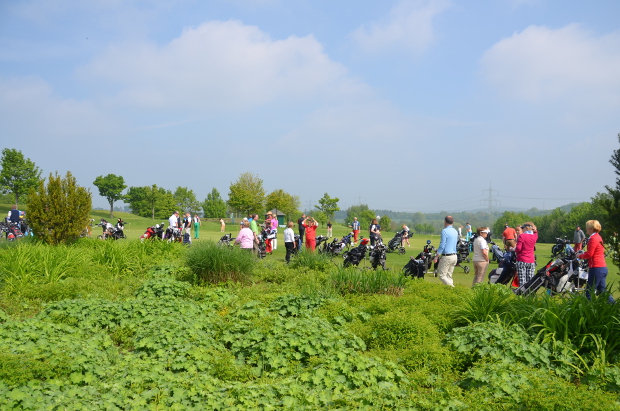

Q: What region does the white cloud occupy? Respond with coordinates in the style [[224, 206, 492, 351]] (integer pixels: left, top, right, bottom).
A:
[[350, 0, 450, 54], [481, 24, 620, 106], [78, 20, 367, 112]]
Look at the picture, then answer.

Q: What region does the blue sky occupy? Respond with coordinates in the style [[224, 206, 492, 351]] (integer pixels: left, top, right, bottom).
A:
[[1, 0, 619, 213]]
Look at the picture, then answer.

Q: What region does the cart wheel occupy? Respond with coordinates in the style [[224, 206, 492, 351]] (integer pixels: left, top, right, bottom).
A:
[[398, 247, 405, 255], [464, 266, 471, 274], [342, 251, 349, 259], [97, 235, 104, 240]]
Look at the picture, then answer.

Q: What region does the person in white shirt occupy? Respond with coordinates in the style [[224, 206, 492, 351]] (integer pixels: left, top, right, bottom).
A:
[[472, 227, 490, 286], [284, 221, 296, 264]]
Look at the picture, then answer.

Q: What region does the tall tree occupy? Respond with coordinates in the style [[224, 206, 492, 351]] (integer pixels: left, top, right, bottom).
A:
[[27, 171, 92, 245], [227, 172, 265, 216], [126, 185, 175, 219], [345, 204, 375, 229], [174, 186, 200, 214], [0, 148, 42, 207], [602, 133, 620, 267], [93, 174, 126, 218], [315, 193, 340, 222], [202, 188, 228, 218], [265, 189, 301, 221]]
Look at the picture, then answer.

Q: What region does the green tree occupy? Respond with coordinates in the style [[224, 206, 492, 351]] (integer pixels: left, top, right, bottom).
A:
[[345, 204, 376, 229], [174, 186, 200, 214], [0, 148, 42, 207], [266, 189, 301, 221], [93, 174, 126, 219], [126, 185, 175, 219], [310, 210, 327, 226], [27, 171, 91, 245], [379, 215, 392, 232], [602, 133, 620, 266], [315, 193, 340, 222], [227, 172, 265, 216], [202, 188, 228, 218]]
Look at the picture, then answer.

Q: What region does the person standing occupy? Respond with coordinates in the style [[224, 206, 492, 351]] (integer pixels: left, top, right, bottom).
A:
[[433, 216, 459, 287], [465, 222, 472, 241], [297, 214, 306, 246], [369, 218, 381, 246], [577, 220, 614, 303], [573, 226, 586, 252], [183, 212, 192, 244], [264, 219, 273, 254], [515, 222, 538, 286], [472, 227, 490, 286], [235, 221, 255, 251], [303, 216, 318, 251], [327, 221, 333, 238], [219, 218, 225, 233], [348, 217, 360, 244], [250, 214, 259, 255], [457, 225, 462, 238], [193, 214, 201, 239], [268, 212, 279, 250], [402, 224, 411, 247], [284, 221, 296, 264], [502, 224, 517, 250]]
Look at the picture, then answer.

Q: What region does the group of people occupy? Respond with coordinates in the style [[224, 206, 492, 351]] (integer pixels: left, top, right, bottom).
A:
[[167, 211, 202, 242], [435, 215, 613, 301]]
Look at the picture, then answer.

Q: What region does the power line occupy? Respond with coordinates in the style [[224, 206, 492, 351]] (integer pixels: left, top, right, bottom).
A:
[[481, 182, 500, 213]]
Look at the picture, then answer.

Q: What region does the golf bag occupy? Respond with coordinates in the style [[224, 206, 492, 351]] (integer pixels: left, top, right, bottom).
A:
[[386, 230, 406, 254], [218, 233, 235, 246], [5, 222, 23, 241], [403, 256, 426, 278], [489, 242, 504, 263], [140, 223, 165, 241], [369, 242, 387, 270], [551, 237, 572, 258], [488, 249, 516, 285], [164, 227, 182, 242], [415, 240, 436, 275], [343, 238, 370, 267]]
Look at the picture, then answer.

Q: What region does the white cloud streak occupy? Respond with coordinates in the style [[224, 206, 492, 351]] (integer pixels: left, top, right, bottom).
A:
[[350, 0, 450, 54]]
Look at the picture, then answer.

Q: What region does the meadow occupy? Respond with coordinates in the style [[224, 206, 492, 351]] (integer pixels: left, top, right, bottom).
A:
[[1, 208, 620, 409]]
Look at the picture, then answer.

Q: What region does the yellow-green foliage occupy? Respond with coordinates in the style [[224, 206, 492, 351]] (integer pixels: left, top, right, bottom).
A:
[[27, 171, 91, 244]]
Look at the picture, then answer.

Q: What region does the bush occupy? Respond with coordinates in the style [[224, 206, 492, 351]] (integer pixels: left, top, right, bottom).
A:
[[185, 241, 254, 284], [133, 277, 191, 298], [452, 283, 516, 326], [27, 171, 91, 245], [288, 251, 333, 272], [329, 266, 405, 296]]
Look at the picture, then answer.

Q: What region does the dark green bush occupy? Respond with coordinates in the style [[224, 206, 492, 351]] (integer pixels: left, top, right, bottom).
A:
[[288, 251, 333, 272], [452, 283, 516, 326], [460, 360, 619, 410], [185, 241, 254, 284], [133, 277, 190, 298]]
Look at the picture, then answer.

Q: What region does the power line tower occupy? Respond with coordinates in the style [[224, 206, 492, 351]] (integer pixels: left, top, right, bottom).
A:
[[481, 182, 500, 213]]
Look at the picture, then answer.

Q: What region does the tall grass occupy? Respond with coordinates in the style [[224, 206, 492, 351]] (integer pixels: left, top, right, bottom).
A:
[[185, 241, 254, 284], [452, 283, 516, 326], [329, 266, 405, 296], [288, 251, 333, 272]]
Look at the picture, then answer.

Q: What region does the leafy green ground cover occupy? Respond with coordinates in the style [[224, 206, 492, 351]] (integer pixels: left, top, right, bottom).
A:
[[1, 231, 620, 409]]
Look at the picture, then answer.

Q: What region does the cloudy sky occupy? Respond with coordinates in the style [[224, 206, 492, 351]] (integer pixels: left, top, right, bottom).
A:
[[1, 0, 619, 213]]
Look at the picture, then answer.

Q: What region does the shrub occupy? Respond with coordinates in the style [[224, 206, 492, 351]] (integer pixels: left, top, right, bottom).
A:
[[460, 360, 619, 410], [452, 283, 516, 327], [446, 321, 578, 379], [133, 277, 191, 298], [288, 251, 333, 272], [329, 266, 405, 296], [27, 171, 91, 245], [185, 241, 254, 284]]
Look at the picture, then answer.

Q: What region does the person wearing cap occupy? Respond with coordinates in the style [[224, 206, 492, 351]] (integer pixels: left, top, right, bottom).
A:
[[577, 220, 614, 303], [472, 227, 490, 286], [502, 224, 517, 250], [573, 226, 586, 252], [515, 222, 538, 286], [433, 215, 459, 287]]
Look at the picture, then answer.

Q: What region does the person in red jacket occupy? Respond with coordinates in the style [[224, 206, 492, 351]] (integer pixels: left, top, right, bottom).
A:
[[303, 216, 319, 251], [577, 220, 614, 303]]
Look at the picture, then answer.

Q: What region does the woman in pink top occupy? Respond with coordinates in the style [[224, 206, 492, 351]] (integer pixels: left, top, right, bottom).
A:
[[235, 221, 255, 250], [515, 222, 538, 286]]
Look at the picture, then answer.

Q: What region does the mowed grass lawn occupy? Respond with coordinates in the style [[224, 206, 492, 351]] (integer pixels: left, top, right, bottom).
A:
[[3, 205, 619, 292], [90, 210, 620, 291]]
